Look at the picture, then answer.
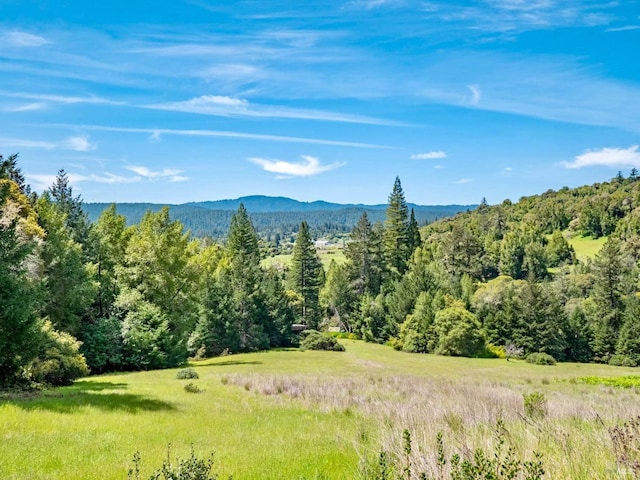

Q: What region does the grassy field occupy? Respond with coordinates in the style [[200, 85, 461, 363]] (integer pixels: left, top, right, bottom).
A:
[[263, 246, 346, 270], [567, 234, 607, 262], [1, 341, 640, 479]]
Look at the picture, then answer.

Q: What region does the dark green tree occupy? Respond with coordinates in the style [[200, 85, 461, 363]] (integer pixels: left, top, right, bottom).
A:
[[407, 208, 421, 253], [0, 184, 40, 386], [288, 221, 323, 329], [384, 177, 410, 276]]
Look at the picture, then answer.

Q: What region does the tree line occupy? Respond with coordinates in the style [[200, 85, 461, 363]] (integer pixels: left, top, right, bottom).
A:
[[3, 152, 640, 389]]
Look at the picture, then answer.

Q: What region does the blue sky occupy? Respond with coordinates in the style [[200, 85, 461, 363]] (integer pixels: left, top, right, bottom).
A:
[[1, 0, 639, 205]]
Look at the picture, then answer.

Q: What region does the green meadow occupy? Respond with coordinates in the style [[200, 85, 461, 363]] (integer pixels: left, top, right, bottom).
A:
[[263, 246, 346, 270], [567, 234, 607, 262], [2, 341, 640, 479]]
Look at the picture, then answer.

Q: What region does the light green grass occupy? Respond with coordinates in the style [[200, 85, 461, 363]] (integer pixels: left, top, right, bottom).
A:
[[263, 247, 346, 270], [1, 342, 639, 479], [567, 235, 607, 262]]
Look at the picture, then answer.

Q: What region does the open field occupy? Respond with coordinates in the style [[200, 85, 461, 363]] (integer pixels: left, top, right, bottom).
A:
[[263, 246, 346, 270], [567, 234, 607, 262], [1, 341, 640, 479]]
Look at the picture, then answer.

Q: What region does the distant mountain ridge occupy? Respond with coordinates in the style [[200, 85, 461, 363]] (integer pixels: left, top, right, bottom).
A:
[[185, 195, 468, 213], [83, 196, 476, 239]]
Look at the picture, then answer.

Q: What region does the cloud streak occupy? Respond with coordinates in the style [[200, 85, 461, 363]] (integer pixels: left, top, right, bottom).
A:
[[4, 31, 49, 47], [0, 135, 95, 151], [411, 151, 447, 160], [47, 124, 389, 149], [249, 155, 345, 177], [124, 165, 189, 182], [147, 95, 402, 126], [564, 145, 640, 169]]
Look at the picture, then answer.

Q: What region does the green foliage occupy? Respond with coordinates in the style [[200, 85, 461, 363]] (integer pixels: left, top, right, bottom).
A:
[[128, 447, 222, 480], [361, 422, 544, 480], [288, 221, 323, 329], [183, 382, 204, 393], [79, 317, 124, 373], [608, 355, 637, 367], [525, 352, 557, 366], [300, 330, 345, 352], [29, 320, 89, 386], [523, 392, 547, 419], [0, 183, 40, 386], [433, 306, 487, 357], [176, 368, 199, 380], [384, 177, 410, 276], [580, 376, 640, 388]]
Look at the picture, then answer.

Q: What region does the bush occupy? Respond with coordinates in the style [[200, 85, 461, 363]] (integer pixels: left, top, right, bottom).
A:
[[526, 352, 557, 365], [128, 446, 226, 480], [29, 320, 89, 386], [300, 330, 345, 352], [523, 392, 547, 419], [609, 355, 638, 367], [184, 382, 204, 393], [176, 367, 199, 380]]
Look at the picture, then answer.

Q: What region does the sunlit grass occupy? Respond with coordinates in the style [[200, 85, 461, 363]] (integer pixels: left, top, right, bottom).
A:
[[567, 234, 607, 261], [1, 341, 639, 479], [262, 246, 346, 270]]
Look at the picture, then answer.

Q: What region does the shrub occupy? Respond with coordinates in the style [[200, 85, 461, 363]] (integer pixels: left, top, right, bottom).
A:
[[128, 446, 226, 480], [525, 352, 557, 365], [176, 368, 199, 380], [184, 382, 204, 393], [523, 392, 547, 419], [609, 355, 638, 367], [361, 422, 544, 480], [29, 320, 89, 386], [300, 330, 345, 352]]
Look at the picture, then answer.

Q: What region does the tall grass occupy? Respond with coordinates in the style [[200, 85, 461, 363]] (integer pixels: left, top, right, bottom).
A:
[[1, 341, 639, 478]]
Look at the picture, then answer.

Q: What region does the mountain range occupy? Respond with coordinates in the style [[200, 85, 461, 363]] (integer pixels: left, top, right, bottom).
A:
[[83, 196, 475, 240]]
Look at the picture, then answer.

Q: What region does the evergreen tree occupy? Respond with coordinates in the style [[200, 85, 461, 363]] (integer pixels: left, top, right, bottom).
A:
[[345, 212, 384, 296], [407, 208, 421, 253], [48, 169, 91, 250], [616, 295, 640, 364], [36, 193, 97, 336], [288, 221, 323, 328], [0, 153, 28, 195], [590, 237, 628, 359], [384, 177, 410, 276]]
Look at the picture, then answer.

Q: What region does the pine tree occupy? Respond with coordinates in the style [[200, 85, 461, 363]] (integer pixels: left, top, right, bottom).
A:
[[345, 212, 384, 296], [384, 177, 410, 276], [48, 169, 90, 250], [407, 208, 421, 254], [288, 221, 323, 328]]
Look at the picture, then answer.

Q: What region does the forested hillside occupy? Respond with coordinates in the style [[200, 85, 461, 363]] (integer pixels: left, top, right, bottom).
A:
[[83, 199, 472, 241], [2, 152, 640, 392]]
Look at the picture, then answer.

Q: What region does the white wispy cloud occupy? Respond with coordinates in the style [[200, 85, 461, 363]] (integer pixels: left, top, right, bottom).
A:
[[48, 124, 389, 149], [455, 178, 473, 184], [124, 166, 188, 182], [0, 135, 96, 151], [410, 151, 447, 160], [64, 136, 96, 152], [249, 155, 345, 177], [5, 102, 47, 112], [605, 25, 640, 32], [147, 95, 401, 125], [564, 145, 640, 169], [467, 84, 481, 105], [4, 31, 49, 47], [0, 91, 123, 105], [26, 172, 143, 191]]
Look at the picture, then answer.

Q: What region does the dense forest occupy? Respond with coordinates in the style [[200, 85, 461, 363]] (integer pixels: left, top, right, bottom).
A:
[[83, 199, 472, 242], [2, 152, 640, 390]]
